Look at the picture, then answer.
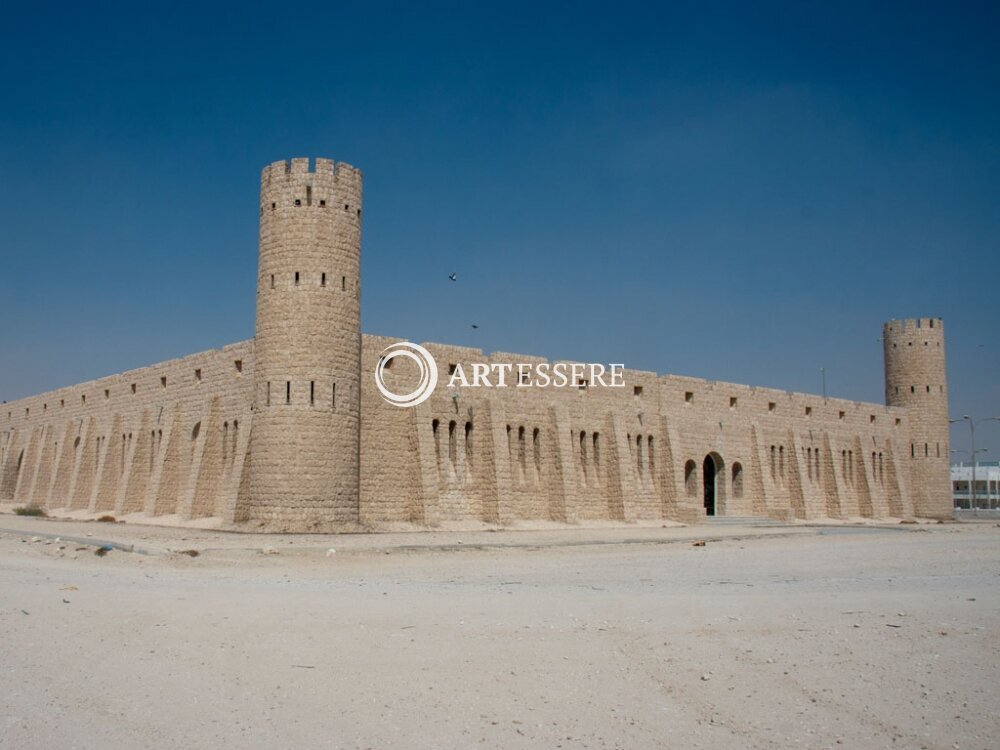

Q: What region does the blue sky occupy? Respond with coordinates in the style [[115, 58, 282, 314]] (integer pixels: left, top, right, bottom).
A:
[[0, 1, 997, 458]]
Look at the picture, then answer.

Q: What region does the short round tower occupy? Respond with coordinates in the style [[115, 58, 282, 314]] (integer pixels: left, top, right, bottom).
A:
[[249, 157, 362, 528], [883, 317, 950, 518]]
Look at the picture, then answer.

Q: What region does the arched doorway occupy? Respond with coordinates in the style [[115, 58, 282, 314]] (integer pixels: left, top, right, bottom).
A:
[[703, 453, 721, 516]]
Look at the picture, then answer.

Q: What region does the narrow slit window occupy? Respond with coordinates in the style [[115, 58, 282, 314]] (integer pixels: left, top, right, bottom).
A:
[[286, 381, 291, 405], [434, 420, 442, 475], [310, 381, 315, 406], [294, 272, 300, 286], [341, 276, 346, 291], [532, 428, 541, 479], [321, 273, 327, 287], [332, 382, 336, 409], [231, 421, 239, 466], [518, 426, 526, 477]]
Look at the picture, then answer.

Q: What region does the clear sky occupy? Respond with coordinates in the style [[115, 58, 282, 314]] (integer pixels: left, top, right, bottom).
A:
[[0, 1, 997, 459]]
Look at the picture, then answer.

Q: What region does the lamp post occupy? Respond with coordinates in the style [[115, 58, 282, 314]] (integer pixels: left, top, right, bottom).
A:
[[950, 416, 1000, 510]]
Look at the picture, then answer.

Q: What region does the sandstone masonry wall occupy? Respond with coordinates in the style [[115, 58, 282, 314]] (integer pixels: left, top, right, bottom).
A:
[[360, 339, 917, 527], [0, 342, 253, 521]]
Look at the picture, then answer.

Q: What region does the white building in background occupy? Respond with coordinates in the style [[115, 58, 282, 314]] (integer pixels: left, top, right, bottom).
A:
[[952, 462, 1000, 509]]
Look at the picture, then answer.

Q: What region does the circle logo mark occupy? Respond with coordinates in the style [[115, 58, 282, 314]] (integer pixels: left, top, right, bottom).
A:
[[375, 341, 438, 408]]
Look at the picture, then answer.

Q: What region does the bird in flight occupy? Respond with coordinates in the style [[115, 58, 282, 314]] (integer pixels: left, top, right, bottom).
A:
[[471, 324, 479, 329], [449, 272, 457, 282]]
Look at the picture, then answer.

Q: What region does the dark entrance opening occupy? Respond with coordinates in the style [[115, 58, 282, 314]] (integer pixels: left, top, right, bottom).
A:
[[703, 454, 717, 516]]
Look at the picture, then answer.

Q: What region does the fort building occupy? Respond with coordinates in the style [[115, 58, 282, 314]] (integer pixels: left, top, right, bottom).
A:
[[0, 157, 952, 530]]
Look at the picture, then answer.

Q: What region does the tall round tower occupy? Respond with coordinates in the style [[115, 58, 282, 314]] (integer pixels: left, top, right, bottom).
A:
[[250, 157, 362, 528], [883, 317, 950, 518]]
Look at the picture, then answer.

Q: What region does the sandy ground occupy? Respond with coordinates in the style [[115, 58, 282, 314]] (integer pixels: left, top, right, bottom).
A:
[[0, 517, 997, 749]]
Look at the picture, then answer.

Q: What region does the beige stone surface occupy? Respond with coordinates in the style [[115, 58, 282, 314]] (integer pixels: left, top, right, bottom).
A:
[[0, 157, 953, 530]]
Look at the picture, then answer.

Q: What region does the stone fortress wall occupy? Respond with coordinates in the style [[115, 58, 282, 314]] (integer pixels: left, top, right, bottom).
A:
[[0, 157, 951, 530], [0, 342, 253, 522]]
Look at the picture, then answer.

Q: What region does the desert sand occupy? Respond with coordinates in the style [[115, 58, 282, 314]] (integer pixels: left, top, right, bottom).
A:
[[1, 516, 997, 749]]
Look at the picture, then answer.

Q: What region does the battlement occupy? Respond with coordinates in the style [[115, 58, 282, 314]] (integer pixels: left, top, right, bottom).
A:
[[883, 318, 944, 335], [260, 157, 362, 185]]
